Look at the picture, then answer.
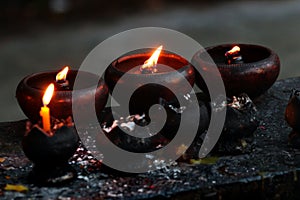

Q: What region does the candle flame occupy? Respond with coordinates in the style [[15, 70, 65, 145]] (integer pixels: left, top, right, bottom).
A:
[[140, 45, 163, 72], [43, 83, 54, 106], [56, 66, 69, 82], [225, 46, 240, 56]]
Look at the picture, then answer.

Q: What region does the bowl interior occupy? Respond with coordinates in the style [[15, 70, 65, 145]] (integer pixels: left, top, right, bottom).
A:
[[26, 70, 101, 90], [114, 49, 189, 74], [206, 44, 271, 64]]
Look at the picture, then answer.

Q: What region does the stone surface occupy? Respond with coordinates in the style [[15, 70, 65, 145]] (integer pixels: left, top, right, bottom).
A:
[[1, 78, 300, 199]]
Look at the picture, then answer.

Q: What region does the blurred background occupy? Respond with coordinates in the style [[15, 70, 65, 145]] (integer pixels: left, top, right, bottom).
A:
[[0, 0, 300, 122]]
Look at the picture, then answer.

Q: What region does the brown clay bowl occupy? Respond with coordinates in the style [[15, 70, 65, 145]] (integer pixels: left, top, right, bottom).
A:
[[16, 70, 108, 123], [193, 43, 280, 98], [104, 48, 195, 114], [285, 90, 300, 132]]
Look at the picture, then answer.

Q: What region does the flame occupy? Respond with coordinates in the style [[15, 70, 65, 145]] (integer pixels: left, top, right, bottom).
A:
[[141, 45, 163, 71], [225, 46, 240, 56], [56, 66, 69, 82], [42, 83, 54, 106]]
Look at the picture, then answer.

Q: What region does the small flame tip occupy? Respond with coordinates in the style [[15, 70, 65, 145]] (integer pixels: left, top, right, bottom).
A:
[[225, 46, 240, 56], [56, 66, 70, 82], [140, 45, 163, 72]]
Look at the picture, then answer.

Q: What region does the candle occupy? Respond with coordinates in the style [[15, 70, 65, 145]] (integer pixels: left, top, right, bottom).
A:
[[225, 46, 243, 64], [40, 83, 54, 132], [56, 66, 69, 88]]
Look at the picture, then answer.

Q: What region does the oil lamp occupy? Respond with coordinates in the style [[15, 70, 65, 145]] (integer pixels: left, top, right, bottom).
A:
[[22, 83, 79, 185], [101, 46, 197, 152], [193, 43, 280, 97], [16, 66, 108, 123], [104, 45, 195, 115], [285, 89, 300, 149]]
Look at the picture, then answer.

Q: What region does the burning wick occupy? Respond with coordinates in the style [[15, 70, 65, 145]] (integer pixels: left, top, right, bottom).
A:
[[40, 83, 54, 133], [140, 45, 163, 74], [56, 66, 69, 88], [225, 46, 243, 64]]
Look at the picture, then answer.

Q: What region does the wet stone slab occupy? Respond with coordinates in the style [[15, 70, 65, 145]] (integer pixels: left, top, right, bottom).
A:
[[1, 78, 300, 199]]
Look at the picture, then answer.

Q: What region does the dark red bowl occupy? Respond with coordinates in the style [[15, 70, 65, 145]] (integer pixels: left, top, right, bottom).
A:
[[193, 43, 280, 97], [104, 49, 195, 114], [16, 70, 108, 123], [285, 90, 300, 132], [285, 89, 300, 149]]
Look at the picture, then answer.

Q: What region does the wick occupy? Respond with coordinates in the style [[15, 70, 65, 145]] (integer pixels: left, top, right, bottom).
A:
[[56, 80, 70, 89], [225, 47, 243, 64], [33, 124, 54, 137], [140, 65, 158, 74]]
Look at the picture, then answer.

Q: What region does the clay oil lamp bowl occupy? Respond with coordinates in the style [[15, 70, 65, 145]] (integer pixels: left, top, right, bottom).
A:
[[21, 84, 79, 185], [104, 45, 195, 115], [285, 89, 300, 149], [16, 66, 109, 123], [193, 43, 280, 98]]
